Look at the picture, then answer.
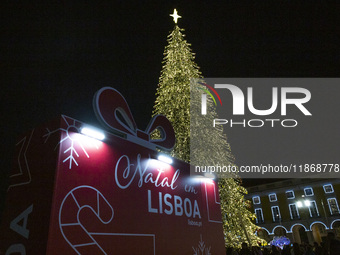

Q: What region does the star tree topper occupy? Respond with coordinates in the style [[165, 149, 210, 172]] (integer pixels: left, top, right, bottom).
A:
[[170, 9, 181, 24]]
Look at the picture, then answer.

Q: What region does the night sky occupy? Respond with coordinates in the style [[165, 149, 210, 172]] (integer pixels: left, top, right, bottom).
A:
[[1, 2, 340, 213]]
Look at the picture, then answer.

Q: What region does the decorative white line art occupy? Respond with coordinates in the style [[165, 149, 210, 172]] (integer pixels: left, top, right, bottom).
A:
[[192, 234, 211, 255], [8, 129, 34, 191], [59, 186, 156, 255], [59, 186, 114, 254], [43, 115, 100, 169], [205, 181, 222, 223]]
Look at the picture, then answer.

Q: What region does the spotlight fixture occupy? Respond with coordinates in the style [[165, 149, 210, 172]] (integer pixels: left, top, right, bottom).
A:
[[157, 154, 173, 165], [81, 127, 105, 141], [204, 172, 215, 179]]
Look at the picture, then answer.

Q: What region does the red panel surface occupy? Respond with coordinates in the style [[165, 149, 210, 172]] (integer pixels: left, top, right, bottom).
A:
[[1, 115, 225, 254], [0, 118, 61, 254]]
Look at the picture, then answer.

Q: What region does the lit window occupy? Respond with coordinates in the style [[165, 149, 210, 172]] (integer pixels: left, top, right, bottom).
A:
[[269, 193, 277, 202], [308, 201, 319, 217], [289, 203, 300, 220], [323, 184, 334, 194], [255, 208, 264, 224], [253, 196, 261, 205], [327, 198, 340, 215], [271, 206, 281, 222], [286, 190, 295, 199], [304, 187, 314, 196]]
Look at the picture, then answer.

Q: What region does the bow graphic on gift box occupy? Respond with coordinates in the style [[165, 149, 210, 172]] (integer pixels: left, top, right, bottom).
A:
[[93, 87, 176, 151]]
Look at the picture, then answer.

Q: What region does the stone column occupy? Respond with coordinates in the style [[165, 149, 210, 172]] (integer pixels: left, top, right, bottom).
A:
[[306, 230, 314, 244]]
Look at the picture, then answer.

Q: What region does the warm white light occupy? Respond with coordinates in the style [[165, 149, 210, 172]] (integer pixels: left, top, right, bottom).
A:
[[304, 200, 311, 207], [204, 172, 215, 179], [297, 201, 303, 208], [170, 9, 181, 24], [157, 155, 173, 165], [81, 127, 105, 141]]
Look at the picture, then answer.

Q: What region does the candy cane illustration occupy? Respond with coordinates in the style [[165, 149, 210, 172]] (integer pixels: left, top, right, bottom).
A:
[[59, 185, 114, 254]]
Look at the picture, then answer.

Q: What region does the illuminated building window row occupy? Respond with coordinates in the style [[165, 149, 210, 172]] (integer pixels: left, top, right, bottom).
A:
[[253, 197, 340, 223]]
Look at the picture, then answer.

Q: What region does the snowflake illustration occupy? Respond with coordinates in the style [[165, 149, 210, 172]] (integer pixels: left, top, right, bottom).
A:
[[43, 115, 100, 169], [192, 235, 211, 255]]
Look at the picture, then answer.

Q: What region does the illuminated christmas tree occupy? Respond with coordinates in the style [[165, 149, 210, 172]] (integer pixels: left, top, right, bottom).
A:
[[153, 9, 264, 247]]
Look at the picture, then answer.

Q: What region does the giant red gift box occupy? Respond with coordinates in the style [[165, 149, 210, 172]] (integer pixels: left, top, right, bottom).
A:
[[0, 88, 225, 254]]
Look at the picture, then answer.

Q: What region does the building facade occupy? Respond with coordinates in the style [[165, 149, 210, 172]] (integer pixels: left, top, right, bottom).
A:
[[245, 179, 340, 244]]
